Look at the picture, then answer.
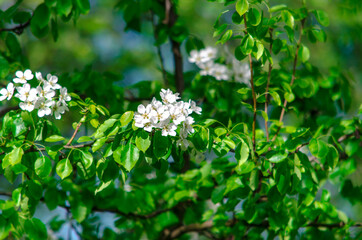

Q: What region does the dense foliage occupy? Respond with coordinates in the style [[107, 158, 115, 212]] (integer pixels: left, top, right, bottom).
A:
[[0, 0, 361, 239]]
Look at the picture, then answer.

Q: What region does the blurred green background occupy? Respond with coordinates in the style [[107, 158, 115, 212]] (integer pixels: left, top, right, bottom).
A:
[[0, 0, 361, 236]]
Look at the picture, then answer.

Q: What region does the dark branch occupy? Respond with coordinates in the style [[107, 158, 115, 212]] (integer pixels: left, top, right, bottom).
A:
[[0, 18, 31, 35]]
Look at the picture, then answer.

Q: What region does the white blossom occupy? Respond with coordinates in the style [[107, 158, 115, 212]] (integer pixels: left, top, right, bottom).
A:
[[211, 63, 229, 81], [2, 70, 70, 120], [232, 60, 251, 85], [0, 83, 15, 101], [15, 84, 37, 102], [35, 97, 53, 117], [133, 89, 202, 148], [160, 89, 180, 104], [13, 69, 33, 84], [59, 87, 71, 103], [45, 74, 61, 90], [52, 101, 69, 119], [200, 47, 217, 62]]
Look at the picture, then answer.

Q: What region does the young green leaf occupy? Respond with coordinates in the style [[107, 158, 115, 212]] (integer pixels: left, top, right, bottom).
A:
[[236, 0, 249, 17], [120, 141, 140, 172], [56, 158, 73, 179]]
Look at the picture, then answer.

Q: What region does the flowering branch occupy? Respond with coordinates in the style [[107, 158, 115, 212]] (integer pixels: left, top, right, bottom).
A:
[[243, 14, 257, 153], [272, 19, 305, 141], [265, 29, 273, 142]]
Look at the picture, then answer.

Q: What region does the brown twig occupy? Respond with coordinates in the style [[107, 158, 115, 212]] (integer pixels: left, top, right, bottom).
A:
[[265, 29, 273, 142], [272, 19, 305, 142], [66, 122, 82, 146], [243, 14, 257, 153], [0, 18, 31, 35]]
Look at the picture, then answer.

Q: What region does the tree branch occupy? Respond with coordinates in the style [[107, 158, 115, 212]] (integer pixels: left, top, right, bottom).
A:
[[243, 14, 257, 153], [165, 0, 184, 94], [0, 18, 31, 35], [265, 28, 273, 142], [272, 19, 305, 141], [152, 12, 169, 87]]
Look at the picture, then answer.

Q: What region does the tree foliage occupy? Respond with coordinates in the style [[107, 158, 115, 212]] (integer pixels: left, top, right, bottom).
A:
[[0, 0, 361, 239]]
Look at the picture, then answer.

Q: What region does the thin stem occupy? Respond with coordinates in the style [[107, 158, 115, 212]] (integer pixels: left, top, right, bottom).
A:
[[272, 19, 305, 142], [243, 14, 257, 153], [66, 122, 82, 146], [264, 28, 273, 142]]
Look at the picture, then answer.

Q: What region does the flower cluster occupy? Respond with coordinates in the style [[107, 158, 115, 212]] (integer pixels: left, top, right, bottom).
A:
[[0, 69, 71, 119], [188, 47, 251, 85], [134, 89, 201, 150]]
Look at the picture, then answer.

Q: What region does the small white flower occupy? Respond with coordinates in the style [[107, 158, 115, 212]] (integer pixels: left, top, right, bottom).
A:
[[0, 83, 15, 101], [36, 86, 55, 100], [198, 61, 215, 76], [211, 63, 229, 81], [189, 100, 202, 115], [200, 47, 217, 62], [35, 72, 45, 83], [188, 50, 205, 65], [134, 104, 157, 128], [182, 116, 195, 135], [19, 99, 36, 112], [15, 84, 38, 102], [161, 122, 177, 136], [168, 105, 185, 125], [44, 74, 61, 90], [233, 60, 251, 85], [52, 101, 69, 119], [59, 87, 71, 103], [13, 69, 34, 84], [160, 89, 180, 104], [35, 97, 53, 117]]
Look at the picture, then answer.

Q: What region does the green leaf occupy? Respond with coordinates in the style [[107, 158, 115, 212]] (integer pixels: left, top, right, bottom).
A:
[[56, 158, 73, 179], [120, 111, 134, 127], [235, 161, 255, 175], [77, 136, 93, 143], [272, 38, 283, 55], [236, 0, 249, 17], [267, 151, 288, 163], [217, 29, 232, 44], [248, 8, 261, 26], [299, 44, 310, 63], [284, 92, 295, 102], [57, 0, 73, 16], [8, 147, 24, 166], [254, 41, 264, 60], [0, 56, 10, 79], [35, 156, 52, 178], [269, 91, 281, 106], [24, 218, 47, 240], [6, 33, 21, 55], [120, 141, 140, 172], [241, 34, 254, 55], [92, 137, 107, 152], [213, 24, 227, 37], [270, 4, 287, 13], [81, 150, 93, 169], [250, 169, 259, 191], [235, 140, 249, 167], [314, 10, 329, 26], [75, 0, 90, 14], [309, 138, 329, 158], [94, 118, 117, 138], [282, 10, 294, 28], [153, 131, 170, 158], [325, 144, 339, 169], [31, 4, 50, 28], [135, 131, 151, 153], [45, 135, 65, 142]]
